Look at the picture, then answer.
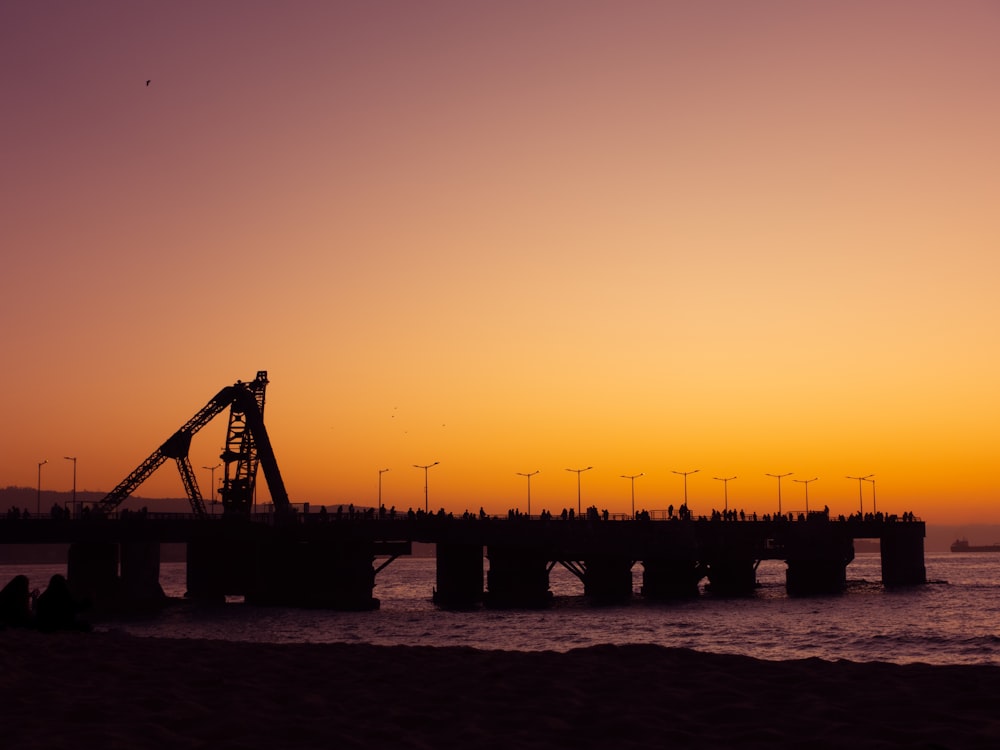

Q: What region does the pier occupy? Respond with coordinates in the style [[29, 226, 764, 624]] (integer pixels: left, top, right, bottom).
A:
[[0, 512, 926, 611]]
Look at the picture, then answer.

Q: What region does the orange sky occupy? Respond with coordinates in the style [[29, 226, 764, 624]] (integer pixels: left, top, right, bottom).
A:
[[2, 2, 998, 523]]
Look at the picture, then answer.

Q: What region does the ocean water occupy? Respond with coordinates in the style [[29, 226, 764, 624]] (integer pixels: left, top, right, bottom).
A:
[[6, 552, 999, 666]]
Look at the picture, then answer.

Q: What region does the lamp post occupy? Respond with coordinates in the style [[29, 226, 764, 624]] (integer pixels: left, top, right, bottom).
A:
[[565, 466, 592, 516], [378, 468, 389, 507], [63, 456, 77, 514], [765, 472, 793, 516], [202, 464, 221, 514], [672, 469, 699, 512], [516, 470, 540, 517], [793, 477, 818, 514], [413, 462, 439, 513], [846, 474, 874, 515], [864, 476, 877, 515], [620, 473, 644, 519], [36, 459, 48, 516], [713, 475, 736, 512]]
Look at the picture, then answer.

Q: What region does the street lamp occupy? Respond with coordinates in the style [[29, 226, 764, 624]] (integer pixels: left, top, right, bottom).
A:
[[378, 468, 389, 507], [672, 469, 699, 511], [846, 474, 874, 515], [202, 464, 221, 514], [620, 473, 644, 519], [64, 456, 77, 514], [413, 462, 439, 513], [765, 472, 793, 516], [565, 467, 592, 516], [516, 470, 540, 517], [36, 459, 48, 516], [793, 477, 818, 514], [864, 476, 877, 515], [713, 475, 737, 512]]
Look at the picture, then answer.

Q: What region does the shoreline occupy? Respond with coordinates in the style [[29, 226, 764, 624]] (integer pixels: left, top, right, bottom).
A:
[[2, 632, 999, 748]]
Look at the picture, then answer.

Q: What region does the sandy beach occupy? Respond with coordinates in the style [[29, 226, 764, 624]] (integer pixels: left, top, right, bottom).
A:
[[1, 631, 998, 749]]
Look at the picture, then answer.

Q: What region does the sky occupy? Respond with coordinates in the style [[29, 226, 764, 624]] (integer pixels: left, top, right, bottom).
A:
[[2, 1, 998, 524]]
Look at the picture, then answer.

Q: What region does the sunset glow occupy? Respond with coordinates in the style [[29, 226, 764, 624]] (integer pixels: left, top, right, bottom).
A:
[[3, 2, 998, 522]]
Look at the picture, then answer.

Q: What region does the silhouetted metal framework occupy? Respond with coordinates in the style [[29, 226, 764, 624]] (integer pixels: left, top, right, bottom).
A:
[[97, 371, 290, 517], [219, 371, 268, 515]]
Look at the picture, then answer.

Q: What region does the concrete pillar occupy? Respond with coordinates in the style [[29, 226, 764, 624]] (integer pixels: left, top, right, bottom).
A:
[[246, 540, 379, 610], [244, 540, 289, 606], [706, 559, 757, 596], [120, 541, 166, 609], [782, 525, 854, 596], [67, 542, 119, 609], [185, 541, 216, 602], [434, 543, 483, 608], [485, 546, 551, 607], [186, 537, 239, 603], [880, 527, 927, 587], [640, 558, 703, 599], [785, 558, 848, 596], [324, 543, 379, 610], [583, 556, 634, 601]]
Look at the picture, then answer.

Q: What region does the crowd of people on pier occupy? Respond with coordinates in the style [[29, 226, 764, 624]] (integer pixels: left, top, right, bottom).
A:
[[0, 573, 89, 632], [2, 500, 919, 526], [4, 503, 117, 521], [294, 502, 919, 525]]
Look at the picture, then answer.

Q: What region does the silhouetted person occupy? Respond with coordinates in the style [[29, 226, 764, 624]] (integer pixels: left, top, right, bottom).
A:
[[0, 575, 35, 627], [34, 574, 89, 632]]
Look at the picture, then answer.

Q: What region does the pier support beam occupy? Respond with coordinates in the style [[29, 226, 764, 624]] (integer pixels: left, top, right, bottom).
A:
[[640, 558, 703, 599], [67, 542, 118, 609], [485, 546, 551, 607], [880, 526, 926, 587], [706, 559, 757, 596], [434, 543, 483, 608], [582, 556, 634, 601]]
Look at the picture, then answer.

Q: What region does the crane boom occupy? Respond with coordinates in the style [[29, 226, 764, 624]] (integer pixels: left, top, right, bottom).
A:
[[97, 371, 289, 517], [175, 456, 207, 516]]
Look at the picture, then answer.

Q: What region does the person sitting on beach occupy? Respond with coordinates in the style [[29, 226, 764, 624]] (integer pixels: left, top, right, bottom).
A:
[[0, 575, 36, 628], [33, 574, 90, 632]]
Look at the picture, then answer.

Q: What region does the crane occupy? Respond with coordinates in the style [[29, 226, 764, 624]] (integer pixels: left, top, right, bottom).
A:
[[97, 371, 289, 517]]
